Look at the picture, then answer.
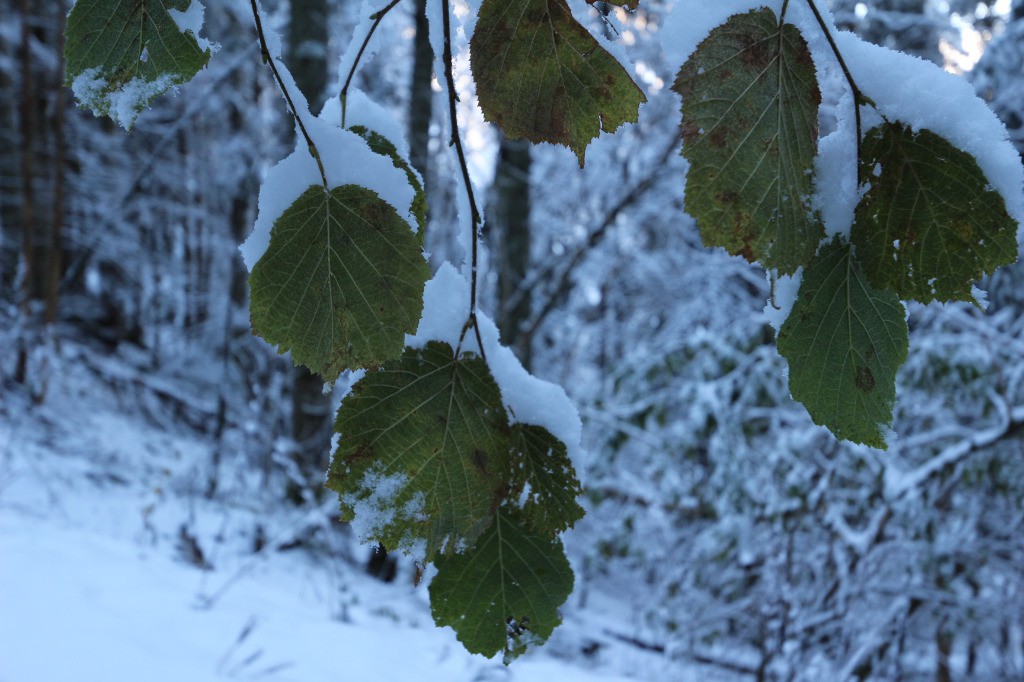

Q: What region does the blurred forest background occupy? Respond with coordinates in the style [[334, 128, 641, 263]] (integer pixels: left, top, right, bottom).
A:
[[2, 0, 1024, 679]]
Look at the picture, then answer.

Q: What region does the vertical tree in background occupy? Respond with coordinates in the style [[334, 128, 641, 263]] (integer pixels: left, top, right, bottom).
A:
[[489, 137, 533, 368], [286, 0, 335, 497]]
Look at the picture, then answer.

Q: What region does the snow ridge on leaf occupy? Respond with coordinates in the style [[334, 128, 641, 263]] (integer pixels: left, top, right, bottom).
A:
[[65, 0, 211, 129], [852, 123, 1018, 304], [248, 185, 428, 382], [673, 8, 823, 274], [777, 237, 909, 448], [470, 0, 647, 165]]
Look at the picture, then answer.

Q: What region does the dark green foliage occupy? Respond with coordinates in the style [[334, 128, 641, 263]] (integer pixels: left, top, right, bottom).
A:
[[248, 185, 429, 381]]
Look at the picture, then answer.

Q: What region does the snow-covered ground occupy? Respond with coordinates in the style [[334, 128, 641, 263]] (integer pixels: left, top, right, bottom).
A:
[[0, 344, 705, 682]]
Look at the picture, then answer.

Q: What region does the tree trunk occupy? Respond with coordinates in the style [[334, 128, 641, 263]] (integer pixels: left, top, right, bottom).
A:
[[490, 136, 532, 369], [407, 0, 433, 196], [285, 0, 333, 498], [15, 0, 37, 385]]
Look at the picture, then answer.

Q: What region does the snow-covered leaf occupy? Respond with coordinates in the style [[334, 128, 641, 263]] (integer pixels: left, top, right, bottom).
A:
[[429, 506, 573, 663], [852, 123, 1018, 303], [65, 0, 211, 129], [777, 237, 908, 448], [350, 125, 427, 241], [673, 8, 822, 274], [248, 185, 428, 381], [470, 0, 647, 165], [328, 342, 511, 560]]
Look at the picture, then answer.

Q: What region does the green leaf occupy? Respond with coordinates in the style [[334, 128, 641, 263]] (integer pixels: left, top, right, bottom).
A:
[[508, 424, 584, 537], [851, 123, 1018, 303], [673, 8, 823, 274], [777, 237, 909, 448], [328, 341, 511, 560], [429, 506, 574, 663], [470, 0, 647, 165], [248, 185, 428, 381], [350, 125, 427, 242], [65, 0, 211, 129]]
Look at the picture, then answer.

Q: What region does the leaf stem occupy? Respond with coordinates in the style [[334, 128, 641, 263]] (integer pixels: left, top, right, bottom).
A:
[[249, 0, 328, 188], [802, 0, 866, 184], [442, 0, 486, 361], [340, 0, 405, 128]]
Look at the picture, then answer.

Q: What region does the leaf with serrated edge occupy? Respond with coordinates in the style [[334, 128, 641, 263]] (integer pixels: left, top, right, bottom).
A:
[[430, 506, 573, 663], [777, 237, 909, 448], [249, 185, 428, 381], [470, 0, 646, 165], [508, 424, 583, 537], [350, 125, 427, 241], [852, 123, 1018, 303], [328, 341, 510, 560], [673, 8, 822, 274], [65, 0, 211, 129]]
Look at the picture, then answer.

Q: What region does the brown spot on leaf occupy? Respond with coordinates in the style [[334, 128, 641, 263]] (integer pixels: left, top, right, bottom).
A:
[[855, 366, 875, 392]]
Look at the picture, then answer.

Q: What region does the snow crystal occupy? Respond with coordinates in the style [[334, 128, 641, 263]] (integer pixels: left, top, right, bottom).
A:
[[71, 68, 176, 131], [340, 466, 407, 539]]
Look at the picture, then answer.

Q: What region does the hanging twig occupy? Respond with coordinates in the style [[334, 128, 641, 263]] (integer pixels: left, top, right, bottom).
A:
[[802, 0, 872, 184], [441, 0, 486, 360], [339, 0, 405, 127], [249, 0, 328, 188]]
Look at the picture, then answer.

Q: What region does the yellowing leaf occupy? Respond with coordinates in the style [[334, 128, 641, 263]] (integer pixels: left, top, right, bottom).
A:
[[673, 8, 823, 274], [248, 185, 428, 381], [471, 0, 646, 165]]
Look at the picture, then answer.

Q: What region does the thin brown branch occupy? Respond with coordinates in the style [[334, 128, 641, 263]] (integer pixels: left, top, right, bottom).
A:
[[249, 0, 328, 187], [339, 0, 404, 127]]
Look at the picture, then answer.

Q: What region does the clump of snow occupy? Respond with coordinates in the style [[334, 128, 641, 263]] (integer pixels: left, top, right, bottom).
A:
[[406, 264, 585, 468], [764, 268, 803, 332], [660, 0, 772, 67], [167, 0, 216, 53], [239, 50, 419, 268], [834, 31, 1024, 237], [335, 0, 386, 100], [71, 68, 176, 130], [322, 89, 411, 159], [340, 465, 427, 556]]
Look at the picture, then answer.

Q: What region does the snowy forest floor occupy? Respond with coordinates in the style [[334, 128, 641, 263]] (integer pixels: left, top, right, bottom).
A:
[[0, 335, 729, 682]]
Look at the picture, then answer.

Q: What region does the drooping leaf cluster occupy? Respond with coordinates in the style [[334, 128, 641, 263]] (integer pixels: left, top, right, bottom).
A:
[[672, 7, 1018, 447], [62, 0, 1022, 665]]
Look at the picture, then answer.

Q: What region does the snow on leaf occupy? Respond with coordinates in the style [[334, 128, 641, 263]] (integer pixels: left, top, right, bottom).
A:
[[470, 0, 647, 166], [328, 342, 511, 561], [248, 185, 428, 381], [851, 123, 1019, 304], [350, 125, 427, 241], [65, 0, 211, 129], [777, 237, 909, 449], [673, 8, 823, 275], [429, 506, 573, 663], [508, 424, 584, 537]]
